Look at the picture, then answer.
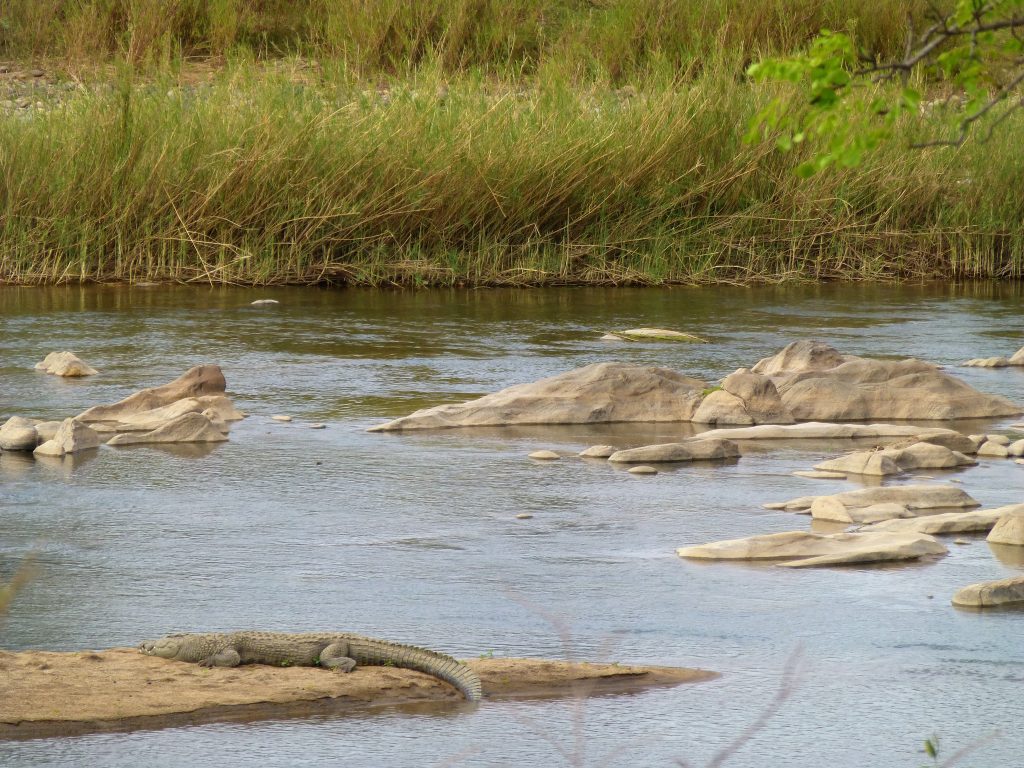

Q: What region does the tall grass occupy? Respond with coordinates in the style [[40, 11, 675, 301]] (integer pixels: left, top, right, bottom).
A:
[[1, 61, 1021, 286], [2, 0, 942, 80]]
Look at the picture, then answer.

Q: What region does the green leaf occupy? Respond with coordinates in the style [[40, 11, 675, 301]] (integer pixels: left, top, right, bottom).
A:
[[901, 88, 921, 111], [795, 161, 818, 178]]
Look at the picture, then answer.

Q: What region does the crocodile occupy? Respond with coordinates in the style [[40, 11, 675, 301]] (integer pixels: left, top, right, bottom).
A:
[[139, 630, 483, 702]]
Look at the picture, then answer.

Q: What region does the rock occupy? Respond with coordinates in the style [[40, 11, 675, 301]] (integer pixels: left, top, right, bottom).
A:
[[987, 509, 1024, 546], [694, 422, 962, 442], [747, 341, 1021, 421], [107, 413, 229, 446], [608, 438, 739, 463], [677, 530, 947, 567], [528, 450, 560, 460], [368, 363, 707, 431], [953, 576, 1024, 608], [30, 69, 44, 78], [914, 431, 980, 454], [813, 501, 914, 524], [778, 360, 1018, 421], [814, 442, 975, 476], [750, 340, 847, 376], [579, 445, 617, 458], [1011, 346, 1024, 365], [628, 465, 658, 475], [865, 505, 1024, 535], [77, 365, 226, 422], [986, 434, 1011, 446], [692, 372, 793, 425], [308, 423, 327, 430], [0, 417, 40, 451], [34, 351, 98, 377], [1008, 439, 1024, 457], [954, 539, 971, 545], [815, 452, 900, 476], [271, 415, 293, 422], [792, 470, 847, 479], [962, 357, 1010, 367], [33, 419, 101, 457], [250, 299, 280, 305], [604, 328, 708, 343], [34, 421, 62, 442], [195, 395, 245, 422], [772, 484, 979, 517], [515, 513, 533, 519], [90, 397, 238, 434], [977, 442, 1009, 458]]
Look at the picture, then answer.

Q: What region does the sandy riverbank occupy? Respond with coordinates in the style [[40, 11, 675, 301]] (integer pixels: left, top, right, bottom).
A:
[[0, 647, 715, 740]]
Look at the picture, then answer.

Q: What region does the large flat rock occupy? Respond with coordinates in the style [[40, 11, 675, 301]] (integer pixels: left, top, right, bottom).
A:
[[864, 504, 1024, 535], [677, 530, 947, 567], [368, 362, 707, 431], [607, 438, 739, 463], [953, 576, 1024, 608], [770, 484, 979, 515], [0, 648, 715, 740], [695, 422, 964, 442]]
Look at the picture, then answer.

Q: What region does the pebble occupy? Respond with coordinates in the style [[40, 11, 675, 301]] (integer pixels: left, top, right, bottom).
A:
[[954, 539, 971, 545], [627, 465, 658, 475], [515, 513, 533, 520], [30, 69, 44, 78], [909, 475, 934, 480], [949, 478, 963, 483], [251, 299, 279, 305], [528, 450, 560, 460], [308, 423, 326, 429], [1016, 459, 1024, 465], [271, 415, 293, 422]]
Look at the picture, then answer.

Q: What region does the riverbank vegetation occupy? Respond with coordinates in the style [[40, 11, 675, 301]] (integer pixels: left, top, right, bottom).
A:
[[1, 0, 1022, 286]]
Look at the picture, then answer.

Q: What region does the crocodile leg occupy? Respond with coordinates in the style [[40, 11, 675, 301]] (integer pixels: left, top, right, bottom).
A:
[[198, 646, 242, 667], [317, 641, 356, 672]]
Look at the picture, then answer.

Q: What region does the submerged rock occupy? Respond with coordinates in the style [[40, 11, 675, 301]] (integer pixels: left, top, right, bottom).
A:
[[677, 530, 947, 567], [528, 450, 560, 460], [0, 417, 40, 451], [627, 465, 658, 475], [792, 470, 847, 479], [35, 351, 98, 377], [33, 418, 101, 457], [953, 576, 1024, 608], [107, 413, 229, 446], [608, 438, 739, 464], [368, 362, 707, 431], [602, 328, 708, 343], [77, 365, 227, 422]]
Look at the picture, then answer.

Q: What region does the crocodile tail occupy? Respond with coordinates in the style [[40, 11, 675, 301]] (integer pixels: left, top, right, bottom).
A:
[[347, 637, 483, 702]]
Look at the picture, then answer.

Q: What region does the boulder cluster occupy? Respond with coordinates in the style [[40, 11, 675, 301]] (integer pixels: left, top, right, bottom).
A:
[[370, 340, 1019, 431], [1, 364, 243, 459]]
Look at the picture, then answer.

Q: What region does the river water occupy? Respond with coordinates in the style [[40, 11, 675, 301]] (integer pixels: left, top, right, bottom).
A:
[[1, 283, 1023, 767]]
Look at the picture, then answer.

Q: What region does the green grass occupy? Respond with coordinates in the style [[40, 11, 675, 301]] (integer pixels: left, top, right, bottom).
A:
[[3, 0, 941, 80], [2, 59, 1022, 287], [2, 0, 1020, 287]]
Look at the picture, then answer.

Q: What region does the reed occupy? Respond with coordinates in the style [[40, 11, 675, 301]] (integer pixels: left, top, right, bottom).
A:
[[2, 0, 939, 79], [1, 56, 1021, 287]]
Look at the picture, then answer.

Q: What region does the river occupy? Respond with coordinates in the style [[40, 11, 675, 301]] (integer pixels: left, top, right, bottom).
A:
[[1, 283, 1022, 767]]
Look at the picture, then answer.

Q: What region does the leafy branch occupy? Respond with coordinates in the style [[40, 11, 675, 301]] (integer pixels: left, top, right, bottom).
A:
[[746, 0, 1024, 173]]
